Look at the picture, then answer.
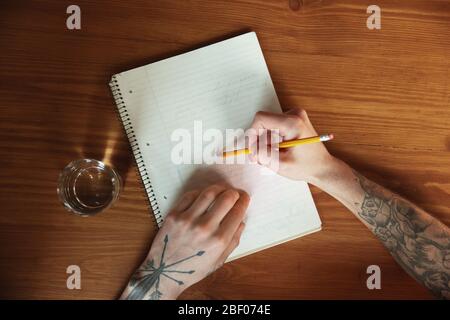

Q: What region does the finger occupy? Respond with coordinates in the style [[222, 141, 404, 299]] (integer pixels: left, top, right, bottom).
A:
[[256, 129, 272, 166], [271, 130, 283, 144], [285, 108, 317, 136], [216, 222, 245, 266], [172, 190, 200, 213], [246, 127, 259, 150], [216, 191, 250, 241], [247, 128, 259, 163], [250, 111, 302, 140], [250, 129, 280, 172], [258, 149, 280, 173], [198, 189, 240, 226], [284, 107, 304, 117], [185, 184, 228, 219]]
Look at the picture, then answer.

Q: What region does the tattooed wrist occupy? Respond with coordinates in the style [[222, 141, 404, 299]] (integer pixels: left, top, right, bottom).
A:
[[121, 234, 205, 300], [122, 262, 183, 300]]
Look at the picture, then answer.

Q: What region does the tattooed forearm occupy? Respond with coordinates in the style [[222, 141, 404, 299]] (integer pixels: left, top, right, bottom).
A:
[[123, 234, 205, 300], [353, 171, 450, 299]]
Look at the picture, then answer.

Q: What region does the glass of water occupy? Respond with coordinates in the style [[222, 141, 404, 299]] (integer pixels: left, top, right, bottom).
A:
[[57, 159, 122, 216]]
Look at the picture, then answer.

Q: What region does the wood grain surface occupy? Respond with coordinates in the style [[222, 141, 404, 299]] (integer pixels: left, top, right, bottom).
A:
[[0, 0, 449, 299]]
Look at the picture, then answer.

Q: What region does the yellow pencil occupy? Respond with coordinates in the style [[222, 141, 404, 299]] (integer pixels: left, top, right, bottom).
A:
[[222, 134, 334, 158]]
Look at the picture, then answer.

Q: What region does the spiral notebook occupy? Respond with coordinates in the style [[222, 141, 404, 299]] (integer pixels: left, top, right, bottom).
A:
[[109, 32, 321, 260]]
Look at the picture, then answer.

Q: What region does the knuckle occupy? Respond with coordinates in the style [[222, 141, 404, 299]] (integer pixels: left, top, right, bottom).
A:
[[290, 107, 306, 116], [163, 213, 176, 225], [253, 111, 267, 125], [194, 222, 211, 236], [222, 189, 239, 204], [255, 111, 264, 118], [203, 184, 223, 197], [290, 113, 303, 123], [177, 211, 193, 224], [238, 191, 250, 205], [285, 106, 307, 119], [201, 189, 218, 202], [298, 109, 309, 122]]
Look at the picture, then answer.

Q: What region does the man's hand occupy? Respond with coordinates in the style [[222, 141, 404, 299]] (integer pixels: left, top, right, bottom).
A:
[[249, 107, 450, 299], [248, 107, 334, 182], [121, 185, 250, 300]]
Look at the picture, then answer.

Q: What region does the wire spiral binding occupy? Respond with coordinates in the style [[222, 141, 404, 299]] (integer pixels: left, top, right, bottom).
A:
[[109, 75, 163, 227]]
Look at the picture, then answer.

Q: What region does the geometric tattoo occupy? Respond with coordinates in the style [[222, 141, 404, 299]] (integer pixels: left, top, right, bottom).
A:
[[353, 171, 450, 299], [125, 234, 205, 300]]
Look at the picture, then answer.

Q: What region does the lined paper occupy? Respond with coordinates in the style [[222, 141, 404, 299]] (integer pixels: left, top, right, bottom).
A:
[[113, 32, 321, 260]]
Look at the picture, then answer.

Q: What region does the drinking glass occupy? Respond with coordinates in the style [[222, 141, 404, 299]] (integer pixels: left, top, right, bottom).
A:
[[57, 159, 122, 216]]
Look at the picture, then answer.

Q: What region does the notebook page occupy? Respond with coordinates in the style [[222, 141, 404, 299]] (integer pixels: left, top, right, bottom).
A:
[[114, 32, 321, 259]]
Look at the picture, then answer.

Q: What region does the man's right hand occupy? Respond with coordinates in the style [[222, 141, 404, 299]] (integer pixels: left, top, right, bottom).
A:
[[248, 107, 335, 182], [249, 108, 450, 299]]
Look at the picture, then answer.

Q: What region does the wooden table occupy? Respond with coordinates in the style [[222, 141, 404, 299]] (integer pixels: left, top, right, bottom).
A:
[[0, 0, 449, 299]]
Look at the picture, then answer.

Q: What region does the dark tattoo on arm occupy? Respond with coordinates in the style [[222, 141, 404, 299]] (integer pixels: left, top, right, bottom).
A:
[[353, 171, 450, 299], [124, 234, 205, 300]]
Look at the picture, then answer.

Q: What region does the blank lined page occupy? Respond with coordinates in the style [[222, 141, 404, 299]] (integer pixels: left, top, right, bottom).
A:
[[113, 32, 321, 260]]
